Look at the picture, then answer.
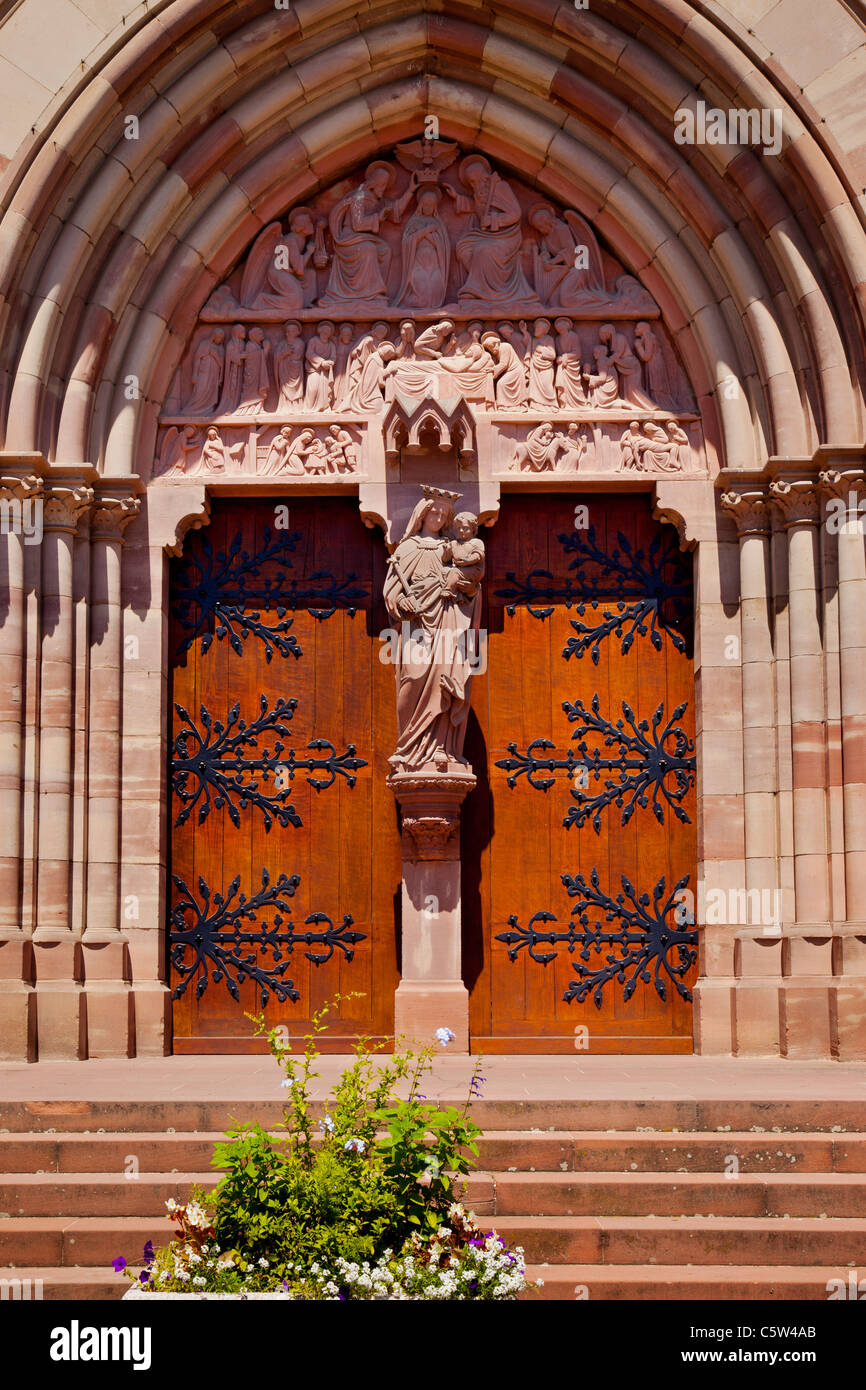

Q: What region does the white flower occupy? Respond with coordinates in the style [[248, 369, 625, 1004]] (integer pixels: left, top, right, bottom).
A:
[[435, 1027, 456, 1045], [257, 1257, 269, 1268], [319, 1114, 335, 1134], [343, 1137, 365, 1154], [165, 1198, 178, 1212], [281, 1079, 291, 1088], [192, 1277, 207, 1288]]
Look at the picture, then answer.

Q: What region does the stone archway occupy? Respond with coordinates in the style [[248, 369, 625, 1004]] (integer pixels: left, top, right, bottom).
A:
[[0, 2, 864, 1060]]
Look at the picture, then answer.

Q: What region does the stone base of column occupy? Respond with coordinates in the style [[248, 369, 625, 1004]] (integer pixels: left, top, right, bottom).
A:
[[0, 937, 35, 1059], [692, 980, 735, 1054], [132, 984, 172, 1056], [33, 937, 84, 1059], [394, 979, 469, 1052], [84, 987, 134, 1058], [834, 984, 866, 1060]]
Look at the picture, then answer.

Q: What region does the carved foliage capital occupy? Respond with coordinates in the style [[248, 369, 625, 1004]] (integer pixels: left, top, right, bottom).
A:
[[0, 472, 42, 505], [720, 487, 771, 535], [42, 484, 94, 534], [818, 467, 866, 507], [90, 494, 141, 542], [768, 477, 820, 528]]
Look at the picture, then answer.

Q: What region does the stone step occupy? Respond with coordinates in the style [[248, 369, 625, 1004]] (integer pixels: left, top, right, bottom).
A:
[[0, 1171, 496, 1220], [522, 1263, 858, 1301], [488, 1214, 866, 1266], [6, 1165, 866, 1218], [487, 1170, 866, 1217], [3, 1213, 864, 1270], [0, 1266, 130, 1301], [3, 1098, 865, 1133], [4, 1130, 864, 1174]]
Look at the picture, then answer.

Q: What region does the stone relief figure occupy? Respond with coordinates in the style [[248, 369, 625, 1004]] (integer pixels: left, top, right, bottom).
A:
[[332, 322, 356, 409], [434, 327, 495, 406], [324, 424, 360, 473], [184, 330, 225, 414], [527, 317, 558, 411], [617, 419, 686, 472], [217, 324, 247, 415], [395, 185, 450, 308], [235, 327, 271, 415], [414, 319, 455, 358], [303, 321, 336, 410], [200, 426, 246, 474], [553, 317, 586, 408], [482, 330, 526, 409], [383, 488, 483, 772], [584, 344, 621, 408], [444, 155, 537, 308], [510, 422, 571, 471], [318, 162, 417, 310], [344, 321, 390, 408], [528, 204, 609, 310], [386, 319, 438, 401], [355, 340, 397, 412], [274, 321, 305, 410], [261, 426, 300, 475], [158, 424, 201, 476], [240, 209, 319, 312], [634, 321, 677, 408], [619, 421, 645, 471], [599, 323, 656, 408]]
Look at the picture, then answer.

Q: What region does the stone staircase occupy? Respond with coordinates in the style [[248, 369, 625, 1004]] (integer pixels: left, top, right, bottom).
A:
[[1, 1099, 865, 1300]]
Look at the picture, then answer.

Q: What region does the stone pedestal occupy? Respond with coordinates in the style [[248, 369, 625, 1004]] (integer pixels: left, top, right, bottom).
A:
[[388, 767, 475, 1052]]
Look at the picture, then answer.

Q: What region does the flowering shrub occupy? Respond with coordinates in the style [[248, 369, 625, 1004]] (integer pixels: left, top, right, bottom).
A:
[[116, 997, 532, 1300]]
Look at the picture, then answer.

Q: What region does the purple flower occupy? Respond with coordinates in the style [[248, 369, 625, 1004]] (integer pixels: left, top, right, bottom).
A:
[[143, 1241, 155, 1266], [138, 1270, 151, 1285], [112, 1257, 127, 1273]]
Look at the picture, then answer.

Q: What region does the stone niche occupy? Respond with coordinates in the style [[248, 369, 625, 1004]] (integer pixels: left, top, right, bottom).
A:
[[150, 138, 705, 487]]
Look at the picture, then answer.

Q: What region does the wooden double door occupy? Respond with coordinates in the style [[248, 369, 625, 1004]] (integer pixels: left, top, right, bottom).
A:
[[168, 493, 696, 1053]]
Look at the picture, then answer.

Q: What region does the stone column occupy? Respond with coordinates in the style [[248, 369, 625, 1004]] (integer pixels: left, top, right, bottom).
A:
[[819, 465, 866, 1059], [769, 473, 834, 1057], [83, 487, 141, 1057], [768, 477, 829, 924], [33, 478, 93, 1058], [389, 769, 475, 1051], [0, 463, 42, 1058], [720, 489, 779, 905]]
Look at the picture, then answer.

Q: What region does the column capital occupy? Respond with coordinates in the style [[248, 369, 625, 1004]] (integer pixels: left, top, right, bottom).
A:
[[768, 476, 820, 528], [818, 465, 866, 501], [43, 482, 94, 534], [90, 493, 141, 542], [720, 486, 772, 535], [0, 468, 42, 504]]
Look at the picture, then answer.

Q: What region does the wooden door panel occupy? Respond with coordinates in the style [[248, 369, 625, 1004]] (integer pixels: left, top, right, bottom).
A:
[[466, 493, 697, 1053], [168, 497, 400, 1052]]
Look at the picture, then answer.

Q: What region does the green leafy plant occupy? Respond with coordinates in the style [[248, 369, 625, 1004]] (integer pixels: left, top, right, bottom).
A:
[[116, 996, 533, 1299]]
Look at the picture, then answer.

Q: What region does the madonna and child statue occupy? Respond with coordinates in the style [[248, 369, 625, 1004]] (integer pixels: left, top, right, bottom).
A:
[[383, 487, 485, 780]]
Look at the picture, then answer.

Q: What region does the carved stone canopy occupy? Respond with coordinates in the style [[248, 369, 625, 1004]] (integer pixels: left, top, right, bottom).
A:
[[383, 395, 476, 465]]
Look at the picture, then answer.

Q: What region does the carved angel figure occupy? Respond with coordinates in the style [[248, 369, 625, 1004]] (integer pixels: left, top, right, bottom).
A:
[[157, 424, 201, 477], [240, 209, 319, 312], [318, 163, 416, 310], [528, 204, 609, 309]]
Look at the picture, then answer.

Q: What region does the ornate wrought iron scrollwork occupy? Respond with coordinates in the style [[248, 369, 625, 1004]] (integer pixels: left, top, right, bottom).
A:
[[169, 868, 366, 1005], [495, 870, 697, 1008], [494, 525, 691, 663], [495, 696, 695, 832], [172, 696, 367, 832], [172, 525, 369, 661]]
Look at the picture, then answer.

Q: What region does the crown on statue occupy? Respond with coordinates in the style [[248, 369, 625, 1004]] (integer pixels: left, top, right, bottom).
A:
[[421, 486, 462, 503]]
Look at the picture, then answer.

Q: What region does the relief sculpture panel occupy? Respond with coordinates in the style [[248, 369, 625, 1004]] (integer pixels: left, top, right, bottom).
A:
[[151, 138, 707, 485]]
